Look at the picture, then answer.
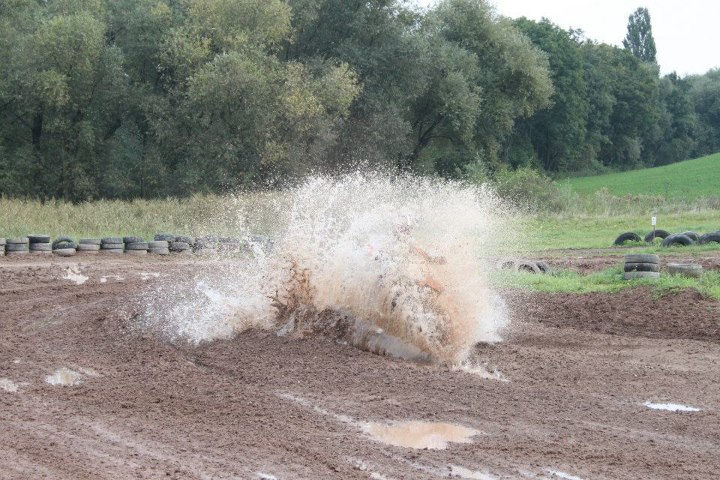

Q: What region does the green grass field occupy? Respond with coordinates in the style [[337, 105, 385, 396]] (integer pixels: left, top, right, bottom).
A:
[[521, 211, 720, 251], [562, 152, 720, 200]]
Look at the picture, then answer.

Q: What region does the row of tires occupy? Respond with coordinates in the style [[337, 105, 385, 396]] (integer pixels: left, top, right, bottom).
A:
[[0, 233, 270, 256], [623, 254, 703, 279], [614, 230, 720, 247], [496, 258, 552, 274]]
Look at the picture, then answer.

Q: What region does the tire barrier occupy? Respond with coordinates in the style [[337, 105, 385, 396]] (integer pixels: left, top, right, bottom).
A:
[[496, 258, 552, 275], [643, 229, 670, 242], [699, 232, 720, 244], [6, 237, 29, 255], [661, 233, 694, 247], [613, 232, 642, 245], [616, 229, 720, 248], [666, 263, 703, 278], [1, 232, 270, 257], [77, 239, 101, 255], [623, 254, 660, 280]]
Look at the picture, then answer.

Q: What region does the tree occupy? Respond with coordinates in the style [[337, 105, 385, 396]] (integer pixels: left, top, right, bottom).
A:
[[622, 7, 657, 64], [510, 18, 590, 172]]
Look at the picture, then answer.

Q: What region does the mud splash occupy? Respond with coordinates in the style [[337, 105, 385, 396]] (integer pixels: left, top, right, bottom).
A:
[[139, 173, 513, 364]]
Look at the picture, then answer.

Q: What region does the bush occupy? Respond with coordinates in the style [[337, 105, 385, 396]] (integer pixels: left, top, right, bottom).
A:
[[493, 167, 566, 212]]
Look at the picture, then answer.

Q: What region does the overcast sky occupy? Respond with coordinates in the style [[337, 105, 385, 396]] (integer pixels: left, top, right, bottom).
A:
[[414, 0, 719, 76]]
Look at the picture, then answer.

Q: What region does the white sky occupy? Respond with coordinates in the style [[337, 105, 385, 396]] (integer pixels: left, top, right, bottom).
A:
[[414, 0, 719, 76]]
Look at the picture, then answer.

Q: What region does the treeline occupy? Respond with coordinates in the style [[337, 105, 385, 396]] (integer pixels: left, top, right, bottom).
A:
[[0, 0, 718, 201]]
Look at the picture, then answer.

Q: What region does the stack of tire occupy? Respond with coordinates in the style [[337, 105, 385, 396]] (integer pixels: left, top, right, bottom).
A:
[[624, 254, 659, 280], [5, 237, 29, 256], [101, 237, 124, 254], [77, 238, 101, 254], [52, 236, 77, 256], [169, 235, 193, 254], [124, 236, 148, 256], [28, 234, 51, 255], [0, 237, 5, 256], [218, 237, 242, 255], [149, 234, 173, 255], [194, 236, 218, 256]]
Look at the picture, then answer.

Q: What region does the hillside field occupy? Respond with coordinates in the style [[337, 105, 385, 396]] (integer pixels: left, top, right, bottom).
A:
[[564, 152, 720, 200]]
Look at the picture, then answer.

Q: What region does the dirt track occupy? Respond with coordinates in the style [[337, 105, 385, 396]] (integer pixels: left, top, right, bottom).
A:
[[1, 255, 719, 479]]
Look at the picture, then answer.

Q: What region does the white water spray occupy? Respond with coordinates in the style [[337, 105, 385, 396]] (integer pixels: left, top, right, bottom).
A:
[[139, 173, 511, 364]]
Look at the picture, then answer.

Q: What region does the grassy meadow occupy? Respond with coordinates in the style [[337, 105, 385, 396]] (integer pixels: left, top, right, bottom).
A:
[[563, 152, 720, 200]]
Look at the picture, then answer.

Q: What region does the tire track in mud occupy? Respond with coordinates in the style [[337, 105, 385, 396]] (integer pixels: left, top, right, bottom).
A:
[[1, 256, 719, 479]]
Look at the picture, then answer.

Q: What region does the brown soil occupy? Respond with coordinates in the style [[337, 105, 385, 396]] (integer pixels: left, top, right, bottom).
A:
[[1, 255, 719, 479]]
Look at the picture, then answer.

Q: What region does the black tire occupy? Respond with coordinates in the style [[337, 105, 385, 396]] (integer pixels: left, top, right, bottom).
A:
[[52, 240, 77, 250], [77, 243, 101, 251], [148, 241, 168, 249], [662, 234, 694, 247], [169, 241, 190, 252], [101, 248, 124, 254], [644, 229, 670, 242], [53, 248, 76, 257], [175, 236, 194, 244], [624, 254, 659, 264], [102, 237, 123, 245], [613, 232, 641, 245], [125, 242, 149, 250], [149, 248, 170, 255], [6, 243, 30, 252], [123, 236, 144, 244], [100, 243, 124, 250], [535, 261, 552, 274], [52, 236, 75, 249], [154, 233, 176, 241], [623, 271, 660, 280], [666, 263, 703, 277], [624, 262, 659, 272], [29, 243, 52, 252], [6, 237, 29, 244], [496, 259, 515, 270], [28, 234, 51, 244], [515, 260, 541, 274], [699, 232, 720, 244], [79, 238, 102, 245], [681, 231, 700, 242]]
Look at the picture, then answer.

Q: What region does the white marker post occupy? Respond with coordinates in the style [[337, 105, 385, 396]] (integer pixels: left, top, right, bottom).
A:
[[651, 215, 657, 239]]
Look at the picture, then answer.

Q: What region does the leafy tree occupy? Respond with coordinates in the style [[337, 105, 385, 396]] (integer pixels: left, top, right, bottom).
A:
[[622, 7, 657, 64], [510, 19, 589, 172], [430, 0, 553, 170]]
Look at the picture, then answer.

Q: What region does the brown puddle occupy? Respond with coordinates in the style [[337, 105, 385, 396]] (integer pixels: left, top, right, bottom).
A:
[[364, 421, 479, 450]]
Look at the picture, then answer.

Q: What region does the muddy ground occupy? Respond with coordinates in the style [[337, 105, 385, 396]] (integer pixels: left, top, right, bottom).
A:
[[0, 254, 718, 479]]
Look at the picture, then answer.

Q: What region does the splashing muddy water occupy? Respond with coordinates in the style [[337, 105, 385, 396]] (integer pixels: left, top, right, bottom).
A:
[[140, 173, 513, 364]]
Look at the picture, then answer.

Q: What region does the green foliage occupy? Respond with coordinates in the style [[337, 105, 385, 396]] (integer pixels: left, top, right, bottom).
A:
[[493, 167, 565, 212], [0, 1, 718, 200], [622, 7, 657, 64]]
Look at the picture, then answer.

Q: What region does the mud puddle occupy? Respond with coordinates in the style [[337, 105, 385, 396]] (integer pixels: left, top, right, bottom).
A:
[[364, 421, 479, 450]]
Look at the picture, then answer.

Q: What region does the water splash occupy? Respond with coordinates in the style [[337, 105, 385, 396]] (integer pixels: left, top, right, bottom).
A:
[[139, 173, 512, 364]]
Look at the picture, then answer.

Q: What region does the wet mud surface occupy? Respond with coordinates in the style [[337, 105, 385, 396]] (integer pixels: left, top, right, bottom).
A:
[[1, 255, 719, 479]]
